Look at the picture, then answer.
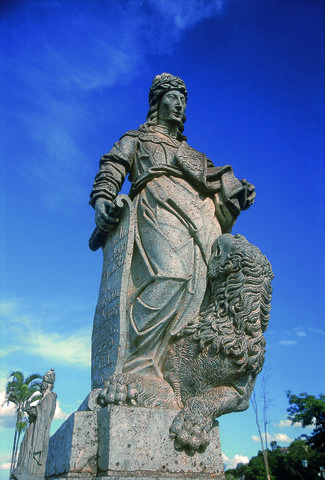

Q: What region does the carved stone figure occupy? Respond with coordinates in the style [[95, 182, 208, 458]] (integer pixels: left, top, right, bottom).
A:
[[97, 234, 273, 451], [12, 369, 56, 480], [89, 73, 271, 451]]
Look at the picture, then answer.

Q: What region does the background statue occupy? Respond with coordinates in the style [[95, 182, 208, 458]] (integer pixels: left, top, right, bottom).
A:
[[11, 369, 56, 480], [90, 73, 271, 450]]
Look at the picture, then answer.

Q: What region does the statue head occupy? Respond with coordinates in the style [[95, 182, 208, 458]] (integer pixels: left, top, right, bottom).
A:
[[146, 73, 187, 133], [41, 368, 55, 393]]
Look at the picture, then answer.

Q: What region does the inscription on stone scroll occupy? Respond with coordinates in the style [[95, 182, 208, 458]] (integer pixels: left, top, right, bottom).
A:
[[91, 195, 135, 389]]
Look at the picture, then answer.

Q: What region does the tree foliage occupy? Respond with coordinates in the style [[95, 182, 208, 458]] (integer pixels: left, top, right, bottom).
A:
[[287, 391, 325, 454], [226, 441, 323, 479], [5, 371, 42, 473], [225, 392, 325, 479]]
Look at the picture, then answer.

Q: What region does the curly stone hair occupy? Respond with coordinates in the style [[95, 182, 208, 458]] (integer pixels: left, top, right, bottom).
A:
[[181, 234, 274, 375], [145, 72, 188, 133]]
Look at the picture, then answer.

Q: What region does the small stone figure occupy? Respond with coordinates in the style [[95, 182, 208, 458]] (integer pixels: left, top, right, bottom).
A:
[[11, 369, 56, 480]]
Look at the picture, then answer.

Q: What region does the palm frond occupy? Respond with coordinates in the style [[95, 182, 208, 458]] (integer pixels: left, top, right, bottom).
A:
[[8, 371, 24, 384], [25, 374, 42, 385]]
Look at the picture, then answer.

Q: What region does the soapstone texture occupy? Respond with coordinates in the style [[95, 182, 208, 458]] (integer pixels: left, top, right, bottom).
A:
[[46, 406, 225, 479], [89, 74, 270, 452], [97, 406, 224, 477], [91, 195, 134, 389]]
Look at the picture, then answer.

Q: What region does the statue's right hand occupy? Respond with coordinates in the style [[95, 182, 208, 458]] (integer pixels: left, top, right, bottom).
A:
[[95, 198, 120, 232]]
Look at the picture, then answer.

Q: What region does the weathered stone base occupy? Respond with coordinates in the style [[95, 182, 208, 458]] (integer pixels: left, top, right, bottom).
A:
[[46, 405, 225, 480], [47, 476, 225, 479], [46, 411, 98, 478]]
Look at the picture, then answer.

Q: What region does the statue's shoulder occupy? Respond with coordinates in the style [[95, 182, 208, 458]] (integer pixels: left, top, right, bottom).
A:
[[120, 129, 140, 140]]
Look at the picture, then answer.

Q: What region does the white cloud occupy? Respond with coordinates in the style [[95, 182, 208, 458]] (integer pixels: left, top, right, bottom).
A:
[[222, 452, 249, 469], [279, 339, 298, 346], [275, 418, 295, 428], [296, 331, 307, 337], [275, 418, 292, 427], [274, 418, 303, 428], [54, 401, 69, 421], [23, 330, 91, 368], [274, 433, 293, 443], [252, 432, 293, 444], [154, 0, 225, 29], [0, 299, 91, 368], [0, 392, 16, 430], [0, 462, 10, 471]]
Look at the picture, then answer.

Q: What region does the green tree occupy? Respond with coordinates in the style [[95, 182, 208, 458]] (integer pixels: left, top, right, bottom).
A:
[[244, 451, 274, 480], [4, 371, 42, 474], [287, 391, 325, 454]]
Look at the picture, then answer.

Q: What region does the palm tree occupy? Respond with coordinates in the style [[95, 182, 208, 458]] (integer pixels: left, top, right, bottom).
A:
[[5, 371, 42, 475]]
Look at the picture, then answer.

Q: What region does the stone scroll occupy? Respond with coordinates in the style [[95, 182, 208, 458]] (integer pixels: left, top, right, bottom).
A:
[[91, 195, 135, 390]]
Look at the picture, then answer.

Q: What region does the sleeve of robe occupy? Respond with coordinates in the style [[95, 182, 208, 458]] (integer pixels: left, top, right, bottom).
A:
[[89, 133, 137, 207]]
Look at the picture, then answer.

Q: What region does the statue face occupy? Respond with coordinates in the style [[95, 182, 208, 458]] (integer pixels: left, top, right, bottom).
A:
[[157, 89, 186, 128]]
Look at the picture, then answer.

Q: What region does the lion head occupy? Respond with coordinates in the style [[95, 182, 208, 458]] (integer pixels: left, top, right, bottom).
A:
[[184, 234, 274, 375]]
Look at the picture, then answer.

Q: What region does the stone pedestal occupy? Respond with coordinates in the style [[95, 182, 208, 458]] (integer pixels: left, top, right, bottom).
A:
[[46, 405, 225, 480], [46, 411, 98, 478]]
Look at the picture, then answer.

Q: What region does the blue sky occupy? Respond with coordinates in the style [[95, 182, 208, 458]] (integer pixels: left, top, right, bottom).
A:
[[0, 0, 324, 473]]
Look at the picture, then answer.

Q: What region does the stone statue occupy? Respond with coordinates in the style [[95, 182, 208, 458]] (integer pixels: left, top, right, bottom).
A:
[[89, 73, 271, 451], [12, 369, 57, 480]]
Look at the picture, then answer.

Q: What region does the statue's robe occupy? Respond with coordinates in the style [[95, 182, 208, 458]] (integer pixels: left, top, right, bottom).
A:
[[90, 125, 250, 379], [12, 391, 57, 480]]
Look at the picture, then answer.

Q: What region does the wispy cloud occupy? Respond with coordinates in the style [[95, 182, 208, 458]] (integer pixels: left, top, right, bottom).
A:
[[0, 299, 91, 368], [1, 0, 225, 211], [309, 327, 324, 335], [279, 339, 298, 346], [252, 432, 293, 444], [278, 324, 323, 346], [296, 331, 307, 337], [153, 0, 225, 30], [222, 452, 249, 470]]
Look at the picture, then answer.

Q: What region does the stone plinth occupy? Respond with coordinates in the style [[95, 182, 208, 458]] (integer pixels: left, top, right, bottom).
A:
[[98, 406, 224, 479], [46, 411, 98, 478], [46, 405, 225, 480]]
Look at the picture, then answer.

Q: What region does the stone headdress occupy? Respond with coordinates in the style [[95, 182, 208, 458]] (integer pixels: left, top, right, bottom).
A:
[[43, 368, 55, 384], [146, 73, 187, 135], [148, 73, 188, 107]]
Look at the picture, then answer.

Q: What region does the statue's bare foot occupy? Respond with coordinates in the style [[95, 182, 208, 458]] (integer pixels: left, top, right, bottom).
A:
[[169, 409, 213, 453], [97, 373, 178, 409]]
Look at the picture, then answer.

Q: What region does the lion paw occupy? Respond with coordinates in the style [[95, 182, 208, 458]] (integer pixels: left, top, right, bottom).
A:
[[97, 373, 178, 409], [169, 410, 212, 453], [97, 374, 141, 407]]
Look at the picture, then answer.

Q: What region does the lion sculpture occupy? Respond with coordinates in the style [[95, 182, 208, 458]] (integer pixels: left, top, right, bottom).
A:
[[97, 233, 273, 452]]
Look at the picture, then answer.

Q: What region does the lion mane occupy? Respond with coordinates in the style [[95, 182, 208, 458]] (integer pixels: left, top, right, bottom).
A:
[[174, 233, 274, 378]]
